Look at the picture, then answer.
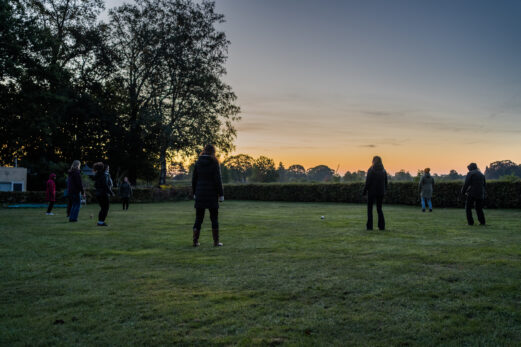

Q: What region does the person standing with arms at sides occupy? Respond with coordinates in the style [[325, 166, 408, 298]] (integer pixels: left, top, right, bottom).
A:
[[461, 162, 486, 226], [93, 162, 113, 226], [192, 144, 224, 247], [45, 173, 56, 215], [419, 168, 434, 212], [363, 156, 388, 231], [68, 160, 85, 222], [119, 177, 132, 210]]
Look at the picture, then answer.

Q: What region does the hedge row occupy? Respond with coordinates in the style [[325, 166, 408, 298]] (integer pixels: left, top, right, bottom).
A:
[[0, 187, 192, 205], [223, 182, 521, 209], [2, 182, 520, 208]]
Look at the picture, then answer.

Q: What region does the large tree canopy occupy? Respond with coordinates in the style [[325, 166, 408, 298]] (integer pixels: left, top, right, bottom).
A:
[[0, 0, 240, 188]]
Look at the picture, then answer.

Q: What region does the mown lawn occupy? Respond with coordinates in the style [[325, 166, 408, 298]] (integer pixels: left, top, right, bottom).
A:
[[1, 201, 521, 346]]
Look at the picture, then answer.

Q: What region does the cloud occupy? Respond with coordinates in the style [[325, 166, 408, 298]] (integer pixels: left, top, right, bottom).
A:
[[359, 144, 376, 148]]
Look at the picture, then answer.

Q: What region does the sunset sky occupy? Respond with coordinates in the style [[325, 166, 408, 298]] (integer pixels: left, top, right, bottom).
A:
[[106, 0, 521, 174]]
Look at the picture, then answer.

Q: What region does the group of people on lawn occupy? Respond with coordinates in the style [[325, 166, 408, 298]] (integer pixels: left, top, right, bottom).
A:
[[45, 161, 133, 226], [45, 144, 487, 246]]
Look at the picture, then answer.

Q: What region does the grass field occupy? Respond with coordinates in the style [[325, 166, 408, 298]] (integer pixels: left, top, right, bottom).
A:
[[1, 201, 521, 346]]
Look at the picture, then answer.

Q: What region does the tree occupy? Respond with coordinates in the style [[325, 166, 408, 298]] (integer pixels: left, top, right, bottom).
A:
[[343, 170, 366, 182], [485, 160, 521, 179], [149, 0, 240, 185], [393, 170, 413, 181], [307, 165, 334, 182], [251, 156, 278, 182], [277, 162, 286, 182], [287, 164, 306, 181], [223, 154, 253, 182]]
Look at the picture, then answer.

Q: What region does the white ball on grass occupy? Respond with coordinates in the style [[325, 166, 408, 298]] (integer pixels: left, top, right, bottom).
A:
[[321, 216, 325, 219]]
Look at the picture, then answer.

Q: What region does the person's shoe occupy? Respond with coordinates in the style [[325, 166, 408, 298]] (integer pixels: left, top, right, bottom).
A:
[[422, 209, 425, 212], [97, 222, 108, 227], [193, 228, 200, 247], [69, 220, 77, 222], [46, 212, 54, 215], [212, 228, 222, 247], [429, 209, 432, 212]]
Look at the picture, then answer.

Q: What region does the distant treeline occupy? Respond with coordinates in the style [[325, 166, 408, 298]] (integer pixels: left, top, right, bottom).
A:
[[169, 156, 521, 184]]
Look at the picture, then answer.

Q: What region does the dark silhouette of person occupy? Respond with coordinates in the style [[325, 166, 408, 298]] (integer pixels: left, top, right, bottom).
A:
[[93, 162, 113, 226], [119, 177, 133, 210], [419, 168, 434, 212], [363, 156, 388, 230], [192, 144, 224, 247], [461, 162, 486, 226]]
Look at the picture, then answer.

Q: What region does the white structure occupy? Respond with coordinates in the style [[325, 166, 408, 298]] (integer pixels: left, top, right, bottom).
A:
[[0, 167, 27, 192]]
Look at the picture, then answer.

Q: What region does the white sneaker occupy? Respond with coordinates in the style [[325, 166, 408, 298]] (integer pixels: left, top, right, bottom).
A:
[[46, 213, 54, 216]]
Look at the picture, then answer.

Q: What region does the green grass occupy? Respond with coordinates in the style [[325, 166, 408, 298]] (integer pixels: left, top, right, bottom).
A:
[[1, 201, 521, 346]]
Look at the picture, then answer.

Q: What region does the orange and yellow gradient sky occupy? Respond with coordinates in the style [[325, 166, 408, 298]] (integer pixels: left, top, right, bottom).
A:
[[213, 0, 521, 174], [104, 0, 521, 174]]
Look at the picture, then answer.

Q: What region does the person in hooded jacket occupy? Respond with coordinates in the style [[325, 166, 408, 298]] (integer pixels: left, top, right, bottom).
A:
[[67, 160, 85, 222], [93, 162, 113, 226], [461, 162, 486, 226], [363, 156, 388, 231], [192, 144, 224, 247], [46, 173, 56, 215], [419, 168, 435, 212]]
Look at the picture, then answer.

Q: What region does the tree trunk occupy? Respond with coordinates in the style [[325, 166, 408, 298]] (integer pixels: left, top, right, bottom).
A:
[[159, 147, 167, 185]]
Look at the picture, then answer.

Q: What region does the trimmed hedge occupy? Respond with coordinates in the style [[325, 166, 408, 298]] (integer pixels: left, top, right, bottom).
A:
[[224, 182, 521, 209], [2, 182, 520, 208], [0, 187, 193, 205]]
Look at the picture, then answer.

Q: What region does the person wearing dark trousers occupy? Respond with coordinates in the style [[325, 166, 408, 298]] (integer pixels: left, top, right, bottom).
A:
[[46, 173, 56, 215], [419, 168, 435, 212], [68, 160, 85, 222], [94, 162, 113, 226], [192, 144, 224, 247], [119, 177, 132, 210], [363, 156, 388, 231], [64, 177, 72, 218], [461, 162, 486, 226]]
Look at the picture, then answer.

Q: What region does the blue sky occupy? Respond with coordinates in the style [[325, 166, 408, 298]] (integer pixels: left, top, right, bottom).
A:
[[104, 0, 521, 173]]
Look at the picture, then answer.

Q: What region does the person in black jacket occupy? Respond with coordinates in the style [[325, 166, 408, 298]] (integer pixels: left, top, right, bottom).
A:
[[363, 156, 388, 231], [93, 162, 113, 226], [119, 177, 133, 210], [192, 144, 224, 247], [461, 162, 486, 226], [67, 160, 85, 222]]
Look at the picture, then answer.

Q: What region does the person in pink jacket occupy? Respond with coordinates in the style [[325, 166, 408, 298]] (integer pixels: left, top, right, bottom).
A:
[[46, 173, 56, 215]]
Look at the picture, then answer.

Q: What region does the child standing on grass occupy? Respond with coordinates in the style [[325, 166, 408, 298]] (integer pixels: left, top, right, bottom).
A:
[[94, 162, 113, 226], [419, 168, 434, 212], [119, 177, 132, 210], [45, 173, 56, 215], [192, 144, 224, 247]]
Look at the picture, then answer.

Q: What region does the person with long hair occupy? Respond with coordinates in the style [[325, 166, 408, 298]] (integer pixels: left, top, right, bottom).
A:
[[363, 156, 388, 230], [192, 144, 224, 247], [93, 162, 113, 226], [419, 168, 434, 212], [67, 160, 85, 222]]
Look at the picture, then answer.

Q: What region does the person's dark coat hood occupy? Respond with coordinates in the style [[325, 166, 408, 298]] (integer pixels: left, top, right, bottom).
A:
[[467, 163, 478, 171]]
